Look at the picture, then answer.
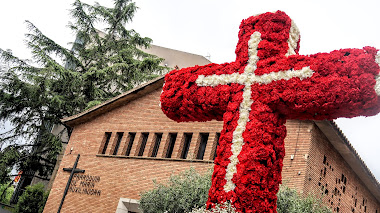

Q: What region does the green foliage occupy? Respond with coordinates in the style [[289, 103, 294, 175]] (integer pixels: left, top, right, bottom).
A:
[[277, 185, 331, 213], [140, 169, 332, 213], [140, 168, 212, 213], [14, 183, 48, 213], [0, 0, 166, 180], [0, 146, 21, 184], [0, 183, 14, 204]]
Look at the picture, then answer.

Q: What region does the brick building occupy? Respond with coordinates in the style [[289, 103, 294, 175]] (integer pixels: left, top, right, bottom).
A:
[[43, 75, 380, 213], [43, 46, 380, 212]]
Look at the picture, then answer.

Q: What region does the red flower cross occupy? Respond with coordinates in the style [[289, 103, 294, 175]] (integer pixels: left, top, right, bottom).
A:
[[160, 11, 380, 213]]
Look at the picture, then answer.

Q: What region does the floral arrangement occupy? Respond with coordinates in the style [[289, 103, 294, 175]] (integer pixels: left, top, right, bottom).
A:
[[160, 11, 380, 213], [190, 202, 237, 213]]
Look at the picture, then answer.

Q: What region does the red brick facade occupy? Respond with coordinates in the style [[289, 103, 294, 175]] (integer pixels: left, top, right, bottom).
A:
[[44, 79, 380, 213], [305, 125, 380, 212]]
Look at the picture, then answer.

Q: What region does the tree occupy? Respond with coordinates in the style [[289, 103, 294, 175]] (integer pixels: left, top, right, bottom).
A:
[[140, 168, 332, 213], [13, 183, 48, 213], [0, 146, 19, 184], [0, 0, 166, 182]]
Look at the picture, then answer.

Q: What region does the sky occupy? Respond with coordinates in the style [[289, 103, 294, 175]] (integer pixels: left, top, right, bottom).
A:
[[0, 0, 379, 181]]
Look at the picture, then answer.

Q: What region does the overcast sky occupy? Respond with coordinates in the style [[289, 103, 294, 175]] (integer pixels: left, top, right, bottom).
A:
[[1, 0, 379, 181]]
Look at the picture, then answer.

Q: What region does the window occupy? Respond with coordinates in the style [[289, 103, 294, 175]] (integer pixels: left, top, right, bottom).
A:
[[166, 133, 177, 158], [138, 133, 149, 156], [113, 132, 124, 155], [197, 133, 209, 160], [213, 133, 221, 160], [181, 133, 193, 159], [100, 132, 112, 154], [151, 133, 162, 157], [125, 133, 136, 156]]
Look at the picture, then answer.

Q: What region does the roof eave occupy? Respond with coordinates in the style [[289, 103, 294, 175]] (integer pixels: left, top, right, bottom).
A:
[[61, 76, 165, 127]]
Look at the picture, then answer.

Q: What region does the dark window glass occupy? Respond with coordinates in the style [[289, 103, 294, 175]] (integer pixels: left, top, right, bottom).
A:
[[181, 133, 193, 159], [151, 133, 162, 157], [213, 133, 221, 160], [125, 133, 136, 156], [197, 133, 209, 160], [101, 132, 112, 154], [138, 133, 149, 156], [166, 133, 177, 158], [113, 132, 124, 155]]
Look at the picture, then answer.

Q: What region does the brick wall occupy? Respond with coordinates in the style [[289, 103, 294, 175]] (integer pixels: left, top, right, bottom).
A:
[[43, 88, 222, 213], [43, 87, 379, 213], [305, 125, 380, 212], [282, 120, 314, 192]]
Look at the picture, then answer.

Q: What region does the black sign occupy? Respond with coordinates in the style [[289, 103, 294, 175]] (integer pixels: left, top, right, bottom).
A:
[[68, 174, 101, 196]]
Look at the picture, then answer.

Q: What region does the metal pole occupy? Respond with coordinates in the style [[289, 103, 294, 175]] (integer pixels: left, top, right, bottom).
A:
[[57, 154, 80, 213]]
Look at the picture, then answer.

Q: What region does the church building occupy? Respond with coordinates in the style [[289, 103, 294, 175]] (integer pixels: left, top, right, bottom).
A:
[[43, 46, 380, 213]]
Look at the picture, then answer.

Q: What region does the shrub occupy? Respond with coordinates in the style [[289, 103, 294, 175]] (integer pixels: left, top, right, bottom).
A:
[[140, 168, 212, 213], [277, 185, 331, 213], [14, 183, 49, 213], [140, 168, 331, 213], [0, 183, 14, 204]]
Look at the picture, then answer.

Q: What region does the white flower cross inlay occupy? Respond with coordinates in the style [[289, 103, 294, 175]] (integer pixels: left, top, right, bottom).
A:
[[195, 31, 315, 192]]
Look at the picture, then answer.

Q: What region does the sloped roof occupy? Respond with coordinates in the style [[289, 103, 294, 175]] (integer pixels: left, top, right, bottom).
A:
[[63, 43, 211, 127], [143, 44, 212, 69], [62, 75, 164, 127]]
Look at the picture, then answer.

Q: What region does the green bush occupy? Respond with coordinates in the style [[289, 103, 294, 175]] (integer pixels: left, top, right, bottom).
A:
[[277, 185, 331, 213], [14, 183, 49, 213], [140, 168, 331, 213], [0, 183, 14, 204], [140, 168, 212, 213]]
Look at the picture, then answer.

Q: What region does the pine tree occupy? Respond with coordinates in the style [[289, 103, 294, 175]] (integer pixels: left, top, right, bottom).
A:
[[0, 0, 166, 182]]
